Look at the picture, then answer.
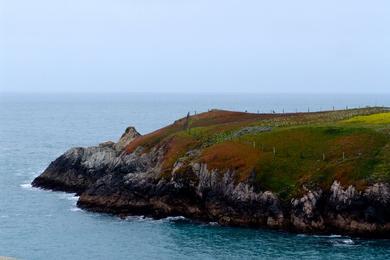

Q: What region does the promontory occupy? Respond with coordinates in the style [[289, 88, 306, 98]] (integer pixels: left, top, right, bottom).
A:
[[32, 107, 390, 237]]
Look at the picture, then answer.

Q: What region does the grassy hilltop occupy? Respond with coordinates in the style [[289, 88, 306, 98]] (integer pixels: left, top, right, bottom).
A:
[[125, 107, 390, 200]]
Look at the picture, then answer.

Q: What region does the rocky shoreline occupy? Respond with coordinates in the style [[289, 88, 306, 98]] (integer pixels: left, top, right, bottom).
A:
[[32, 122, 390, 238]]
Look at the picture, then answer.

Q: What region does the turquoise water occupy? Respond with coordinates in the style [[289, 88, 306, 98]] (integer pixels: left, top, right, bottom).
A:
[[1, 93, 390, 260]]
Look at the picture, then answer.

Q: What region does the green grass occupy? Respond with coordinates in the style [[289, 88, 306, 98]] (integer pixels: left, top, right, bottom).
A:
[[342, 112, 390, 125], [124, 107, 390, 200], [214, 125, 388, 198]]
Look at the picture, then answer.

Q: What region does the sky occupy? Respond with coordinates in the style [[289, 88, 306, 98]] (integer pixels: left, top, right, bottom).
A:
[[0, 0, 389, 93]]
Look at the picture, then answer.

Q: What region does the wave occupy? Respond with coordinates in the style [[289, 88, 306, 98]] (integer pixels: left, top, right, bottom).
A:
[[20, 183, 32, 189], [20, 181, 41, 192], [57, 193, 79, 203], [125, 215, 220, 226], [65, 195, 79, 201], [297, 234, 343, 238], [124, 215, 189, 224], [341, 239, 354, 244], [125, 215, 154, 222], [330, 238, 356, 247], [326, 234, 342, 238], [69, 207, 83, 212], [164, 216, 187, 221]]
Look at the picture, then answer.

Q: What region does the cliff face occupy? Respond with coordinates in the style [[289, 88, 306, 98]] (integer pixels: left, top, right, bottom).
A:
[[32, 108, 390, 237], [32, 127, 141, 193], [290, 182, 390, 236]]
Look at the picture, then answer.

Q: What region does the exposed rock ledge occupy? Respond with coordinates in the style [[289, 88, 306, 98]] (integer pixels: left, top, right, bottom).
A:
[[32, 126, 390, 238]]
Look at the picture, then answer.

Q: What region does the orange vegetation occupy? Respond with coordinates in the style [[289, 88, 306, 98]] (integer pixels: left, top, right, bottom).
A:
[[200, 141, 261, 181]]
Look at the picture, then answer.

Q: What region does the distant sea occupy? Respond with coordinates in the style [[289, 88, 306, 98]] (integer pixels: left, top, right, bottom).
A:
[[1, 93, 390, 260]]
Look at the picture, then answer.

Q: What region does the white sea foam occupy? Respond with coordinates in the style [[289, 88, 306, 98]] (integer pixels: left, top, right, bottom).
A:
[[20, 182, 41, 191], [126, 215, 145, 220], [67, 195, 79, 201], [298, 234, 343, 238], [164, 216, 187, 221], [341, 239, 354, 245], [329, 235, 342, 238], [57, 193, 79, 204], [330, 238, 356, 247], [70, 207, 82, 212], [125, 215, 154, 222], [20, 183, 32, 189], [313, 234, 342, 238]]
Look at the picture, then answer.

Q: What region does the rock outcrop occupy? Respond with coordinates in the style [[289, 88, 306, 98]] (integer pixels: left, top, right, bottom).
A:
[[32, 127, 140, 194], [32, 125, 390, 237], [114, 126, 141, 151]]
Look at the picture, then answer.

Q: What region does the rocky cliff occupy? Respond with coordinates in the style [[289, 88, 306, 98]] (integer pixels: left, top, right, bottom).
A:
[[32, 108, 390, 237]]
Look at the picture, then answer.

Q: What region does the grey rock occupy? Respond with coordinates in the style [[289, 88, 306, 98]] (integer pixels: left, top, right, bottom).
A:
[[114, 126, 141, 151], [232, 126, 272, 138]]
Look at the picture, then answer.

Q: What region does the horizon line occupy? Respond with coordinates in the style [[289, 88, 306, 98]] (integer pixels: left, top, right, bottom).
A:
[[2, 91, 390, 95]]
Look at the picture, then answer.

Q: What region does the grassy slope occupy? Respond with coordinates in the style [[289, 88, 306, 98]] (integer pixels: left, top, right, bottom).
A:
[[125, 107, 390, 199]]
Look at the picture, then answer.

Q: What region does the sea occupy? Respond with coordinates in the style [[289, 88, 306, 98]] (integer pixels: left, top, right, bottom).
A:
[[1, 93, 390, 260]]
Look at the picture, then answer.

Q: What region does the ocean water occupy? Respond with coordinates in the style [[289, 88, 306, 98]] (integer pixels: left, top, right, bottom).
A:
[[1, 93, 390, 260]]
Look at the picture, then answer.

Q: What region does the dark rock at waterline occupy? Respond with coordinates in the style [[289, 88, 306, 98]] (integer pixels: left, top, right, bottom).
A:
[[32, 127, 141, 194]]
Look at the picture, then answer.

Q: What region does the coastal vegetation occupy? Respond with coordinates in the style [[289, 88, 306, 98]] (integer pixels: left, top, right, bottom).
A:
[[126, 107, 390, 200]]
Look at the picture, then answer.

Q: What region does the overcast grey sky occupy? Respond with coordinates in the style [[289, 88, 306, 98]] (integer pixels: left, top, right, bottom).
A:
[[0, 0, 389, 93]]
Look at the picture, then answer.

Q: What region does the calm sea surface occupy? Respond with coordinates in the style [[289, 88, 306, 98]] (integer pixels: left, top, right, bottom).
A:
[[1, 93, 390, 260]]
